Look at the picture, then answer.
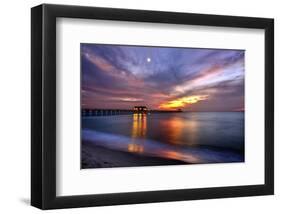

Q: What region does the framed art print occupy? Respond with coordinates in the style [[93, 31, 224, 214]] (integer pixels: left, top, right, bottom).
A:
[[31, 4, 274, 209]]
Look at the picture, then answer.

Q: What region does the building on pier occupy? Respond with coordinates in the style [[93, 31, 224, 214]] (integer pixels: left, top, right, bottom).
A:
[[133, 106, 148, 114]]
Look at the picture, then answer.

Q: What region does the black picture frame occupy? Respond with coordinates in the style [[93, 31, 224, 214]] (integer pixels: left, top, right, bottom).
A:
[[31, 4, 274, 210]]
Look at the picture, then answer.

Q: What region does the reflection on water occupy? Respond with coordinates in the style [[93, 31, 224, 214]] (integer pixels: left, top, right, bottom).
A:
[[131, 113, 147, 138], [159, 115, 199, 146], [127, 143, 144, 153], [127, 113, 201, 161], [159, 150, 201, 163], [82, 112, 244, 164], [128, 113, 147, 154], [159, 116, 184, 145]]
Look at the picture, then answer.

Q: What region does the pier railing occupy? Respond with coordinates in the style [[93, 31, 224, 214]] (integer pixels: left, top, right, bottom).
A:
[[82, 109, 182, 116], [82, 109, 134, 116]]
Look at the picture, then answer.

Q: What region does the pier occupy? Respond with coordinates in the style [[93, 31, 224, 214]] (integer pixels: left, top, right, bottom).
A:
[[82, 106, 182, 117], [82, 109, 134, 117]]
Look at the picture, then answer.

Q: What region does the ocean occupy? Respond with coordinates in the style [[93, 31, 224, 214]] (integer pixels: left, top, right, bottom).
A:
[[82, 112, 244, 167]]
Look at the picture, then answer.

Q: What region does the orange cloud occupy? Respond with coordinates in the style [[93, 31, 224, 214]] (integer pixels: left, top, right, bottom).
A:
[[159, 95, 208, 109]]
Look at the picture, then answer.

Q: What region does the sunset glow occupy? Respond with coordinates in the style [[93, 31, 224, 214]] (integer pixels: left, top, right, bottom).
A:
[[159, 95, 209, 109]]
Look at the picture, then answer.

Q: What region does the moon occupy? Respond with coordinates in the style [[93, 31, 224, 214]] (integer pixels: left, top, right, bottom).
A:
[[146, 57, 151, 62]]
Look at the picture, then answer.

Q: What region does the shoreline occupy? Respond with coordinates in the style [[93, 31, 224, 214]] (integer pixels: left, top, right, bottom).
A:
[[82, 140, 187, 169]]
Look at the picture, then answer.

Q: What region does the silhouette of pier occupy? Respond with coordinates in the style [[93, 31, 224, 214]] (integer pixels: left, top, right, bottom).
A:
[[82, 109, 133, 116], [82, 106, 182, 117]]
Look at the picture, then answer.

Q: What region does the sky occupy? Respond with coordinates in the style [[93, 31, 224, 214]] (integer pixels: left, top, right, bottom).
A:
[[81, 44, 244, 112]]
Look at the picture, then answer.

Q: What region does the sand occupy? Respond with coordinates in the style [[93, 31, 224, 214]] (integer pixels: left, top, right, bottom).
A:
[[82, 140, 186, 169]]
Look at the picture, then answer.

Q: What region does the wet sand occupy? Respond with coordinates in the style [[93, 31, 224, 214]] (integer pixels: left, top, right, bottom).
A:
[[82, 140, 186, 169]]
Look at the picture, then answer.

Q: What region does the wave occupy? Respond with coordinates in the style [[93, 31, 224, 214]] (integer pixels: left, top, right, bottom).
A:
[[82, 129, 243, 164]]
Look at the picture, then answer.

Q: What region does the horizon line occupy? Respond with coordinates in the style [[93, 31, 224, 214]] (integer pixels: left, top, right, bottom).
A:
[[81, 108, 244, 112]]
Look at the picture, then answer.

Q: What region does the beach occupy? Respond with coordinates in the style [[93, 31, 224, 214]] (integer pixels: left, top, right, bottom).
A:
[[82, 140, 186, 169]]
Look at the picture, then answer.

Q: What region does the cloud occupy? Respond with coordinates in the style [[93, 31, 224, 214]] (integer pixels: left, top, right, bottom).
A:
[[81, 44, 244, 111]]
